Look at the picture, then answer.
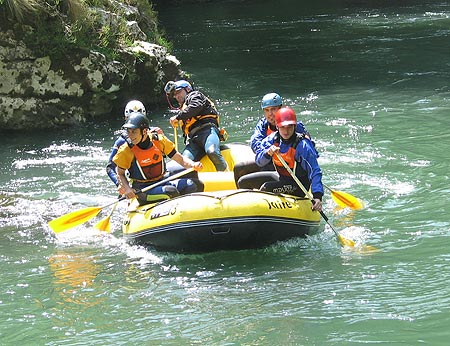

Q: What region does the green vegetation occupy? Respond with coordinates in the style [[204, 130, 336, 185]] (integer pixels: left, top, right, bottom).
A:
[[0, 0, 171, 59]]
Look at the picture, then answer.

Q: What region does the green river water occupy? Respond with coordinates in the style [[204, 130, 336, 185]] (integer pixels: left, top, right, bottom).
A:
[[1, 1, 450, 345]]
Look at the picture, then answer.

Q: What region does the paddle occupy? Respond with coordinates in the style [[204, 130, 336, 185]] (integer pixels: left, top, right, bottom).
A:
[[173, 125, 179, 151], [275, 153, 356, 248], [48, 168, 195, 234], [323, 183, 364, 210], [94, 200, 118, 232]]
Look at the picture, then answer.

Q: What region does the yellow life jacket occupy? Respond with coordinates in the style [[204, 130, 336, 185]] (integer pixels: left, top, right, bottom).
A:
[[179, 100, 219, 136]]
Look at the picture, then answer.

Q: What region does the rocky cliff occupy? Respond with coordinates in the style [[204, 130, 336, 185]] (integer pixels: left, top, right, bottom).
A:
[[0, 0, 183, 129]]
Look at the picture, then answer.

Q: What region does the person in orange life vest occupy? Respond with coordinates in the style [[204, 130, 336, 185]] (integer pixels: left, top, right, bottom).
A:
[[106, 100, 164, 187], [165, 80, 228, 171], [255, 107, 323, 212], [112, 112, 204, 205], [235, 92, 314, 189]]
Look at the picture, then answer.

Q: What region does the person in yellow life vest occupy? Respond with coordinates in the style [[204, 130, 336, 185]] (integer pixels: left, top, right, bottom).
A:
[[165, 80, 228, 171], [106, 100, 164, 188], [112, 112, 204, 205]]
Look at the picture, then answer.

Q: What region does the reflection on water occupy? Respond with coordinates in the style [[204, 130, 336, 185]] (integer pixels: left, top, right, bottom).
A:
[[48, 250, 103, 307]]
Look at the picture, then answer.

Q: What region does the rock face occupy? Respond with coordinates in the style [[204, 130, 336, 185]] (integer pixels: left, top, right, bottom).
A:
[[0, 13, 182, 129]]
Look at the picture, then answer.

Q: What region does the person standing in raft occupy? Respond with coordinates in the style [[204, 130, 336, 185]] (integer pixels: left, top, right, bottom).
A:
[[255, 107, 323, 212], [112, 112, 204, 205], [164, 80, 228, 171], [235, 92, 314, 189]]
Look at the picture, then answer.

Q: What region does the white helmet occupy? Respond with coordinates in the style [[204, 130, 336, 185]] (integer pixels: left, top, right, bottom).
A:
[[124, 100, 146, 119]]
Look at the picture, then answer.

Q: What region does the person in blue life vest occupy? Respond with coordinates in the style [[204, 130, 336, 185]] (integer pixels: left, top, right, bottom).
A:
[[106, 100, 164, 187], [234, 92, 314, 189], [255, 107, 323, 212], [164, 80, 228, 171], [112, 112, 204, 205]]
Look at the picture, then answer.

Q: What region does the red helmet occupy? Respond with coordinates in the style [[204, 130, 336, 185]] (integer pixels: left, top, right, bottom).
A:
[[275, 107, 297, 127]]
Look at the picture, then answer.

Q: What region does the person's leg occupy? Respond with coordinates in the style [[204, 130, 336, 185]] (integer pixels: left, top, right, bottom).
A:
[[203, 127, 228, 171], [132, 181, 179, 205], [170, 178, 204, 195], [181, 143, 197, 161]]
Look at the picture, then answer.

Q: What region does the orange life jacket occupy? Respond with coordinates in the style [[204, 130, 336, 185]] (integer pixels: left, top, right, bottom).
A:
[[266, 125, 276, 137], [272, 145, 297, 178], [272, 133, 308, 179], [130, 140, 165, 182]]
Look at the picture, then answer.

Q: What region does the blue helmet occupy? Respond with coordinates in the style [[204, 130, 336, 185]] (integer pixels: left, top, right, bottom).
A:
[[164, 80, 192, 94], [174, 80, 192, 91], [261, 93, 282, 109]]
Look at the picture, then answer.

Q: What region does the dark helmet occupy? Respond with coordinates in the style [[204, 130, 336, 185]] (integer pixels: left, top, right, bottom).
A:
[[275, 107, 297, 128], [122, 112, 149, 130]]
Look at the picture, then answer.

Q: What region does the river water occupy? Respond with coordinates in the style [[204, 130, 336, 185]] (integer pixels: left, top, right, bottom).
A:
[[1, 1, 450, 345]]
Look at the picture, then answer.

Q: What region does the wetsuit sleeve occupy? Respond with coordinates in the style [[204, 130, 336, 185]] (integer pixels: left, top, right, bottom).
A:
[[106, 137, 126, 186], [295, 139, 324, 200], [250, 118, 267, 153], [255, 134, 275, 168], [106, 161, 118, 186]]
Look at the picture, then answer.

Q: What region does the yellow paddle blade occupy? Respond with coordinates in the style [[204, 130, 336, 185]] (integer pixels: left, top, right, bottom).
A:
[[358, 244, 379, 253], [337, 233, 379, 252], [94, 216, 111, 233], [48, 207, 102, 234], [331, 190, 364, 210], [94, 202, 118, 233], [337, 233, 356, 247]]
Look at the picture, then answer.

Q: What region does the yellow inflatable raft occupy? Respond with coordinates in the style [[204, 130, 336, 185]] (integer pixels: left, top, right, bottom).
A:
[[122, 190, 321, 253], [197, 143, 254, 191], [122, 143, 321, 253]]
